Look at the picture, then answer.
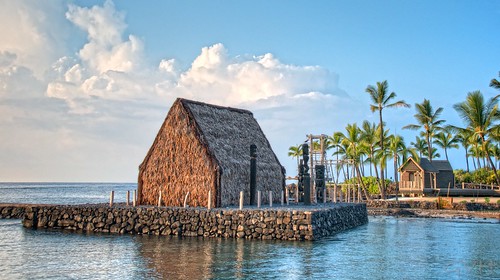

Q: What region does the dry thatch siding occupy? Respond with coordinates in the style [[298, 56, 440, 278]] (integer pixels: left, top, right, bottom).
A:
[[138, 98, 285, 207]]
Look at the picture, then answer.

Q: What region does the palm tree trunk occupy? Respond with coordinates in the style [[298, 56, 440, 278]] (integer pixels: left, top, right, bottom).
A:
[[427, 132, 432, 162], [378, 109, 386, 199], [355, 164, 371, 201], [482, 137, 500, 185], [394, 154, 399, 201], [464, 148, 470, 173]]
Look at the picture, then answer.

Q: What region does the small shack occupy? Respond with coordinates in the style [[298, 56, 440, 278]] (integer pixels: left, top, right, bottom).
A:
[[138, 98, 285, 207], [398, 157, 454, 195]]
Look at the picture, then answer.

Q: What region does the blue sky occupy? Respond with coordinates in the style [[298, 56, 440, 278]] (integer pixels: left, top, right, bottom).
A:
[[0, 0, 499, 182]]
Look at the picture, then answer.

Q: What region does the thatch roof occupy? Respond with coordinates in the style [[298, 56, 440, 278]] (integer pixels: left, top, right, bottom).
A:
[[138, 98, 285, 207]]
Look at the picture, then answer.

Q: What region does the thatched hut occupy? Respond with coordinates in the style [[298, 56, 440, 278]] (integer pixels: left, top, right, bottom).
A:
[[138, 98, 285, 207]]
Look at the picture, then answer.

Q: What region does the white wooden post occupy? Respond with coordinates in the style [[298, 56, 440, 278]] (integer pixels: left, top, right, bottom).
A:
[[269, 191, 273, 207], [126, 190, 130, 206], [158, 191, 162, 207], [183, 192, 190, 208], [281, 190, 284, 206], [239, 191, 244, 210], [208, 190, 212, 210], [109, 191, 114, 207], [323, 188, 327, 203], [257, 191, 261, 208]]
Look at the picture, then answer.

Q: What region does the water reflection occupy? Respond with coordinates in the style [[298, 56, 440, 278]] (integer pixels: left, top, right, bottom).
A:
[[135, 235, 319, 279], [1, 217, 498, 279]]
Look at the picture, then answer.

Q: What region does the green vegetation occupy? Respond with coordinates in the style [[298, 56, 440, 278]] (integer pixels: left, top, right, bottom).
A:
[[454, 168, 500, 185], [287, 72, 500, 198]]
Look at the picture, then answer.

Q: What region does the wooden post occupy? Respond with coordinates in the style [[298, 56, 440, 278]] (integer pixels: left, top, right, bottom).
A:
[[334, 184, 337, 203], [257, 191, 261, 208], [126, 190, 130, 206], [347, 186, 350, 202], [158, 191, 162, 207], [323, 188, 327, 203], [281, 190, 284, 206], [285, 188, 289, 205], [295, 185, 299, 204], [239, 191, 244, 210], [183, 192, 190, 208], [109, 191, 114, 207], [269, 191, 273, 207], [132, 190, 136, 207], [358, 184, 361, 202], [462, 182, 465, 189], [250, 144, 257, 205], [208, 190, 212, 210]]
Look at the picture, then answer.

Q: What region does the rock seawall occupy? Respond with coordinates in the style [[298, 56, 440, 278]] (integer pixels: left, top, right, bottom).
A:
[[365, 200, 500, 211], [21, 204, 367, 241], [0, 205, 26, 219]]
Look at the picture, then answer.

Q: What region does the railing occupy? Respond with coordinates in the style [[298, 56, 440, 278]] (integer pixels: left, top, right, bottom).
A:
[[399, 181, 423, 190], [457, 183, 500, 191]]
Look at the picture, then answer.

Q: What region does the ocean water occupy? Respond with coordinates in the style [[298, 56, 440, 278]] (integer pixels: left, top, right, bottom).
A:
[[0, 183, 499, 279], [0, 182, 136, 205]]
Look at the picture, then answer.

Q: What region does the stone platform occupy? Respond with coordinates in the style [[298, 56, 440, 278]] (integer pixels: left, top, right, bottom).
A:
[[3, 203, 368, 241]]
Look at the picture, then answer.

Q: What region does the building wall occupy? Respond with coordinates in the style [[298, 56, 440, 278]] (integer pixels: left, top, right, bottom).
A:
[[436, 170, 454, 189], [424, 172, 433, 188]]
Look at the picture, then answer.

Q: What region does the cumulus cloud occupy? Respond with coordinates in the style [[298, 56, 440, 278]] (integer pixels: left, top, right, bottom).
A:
[[65, 0, 143, 74], [0, 0, 364, 181]]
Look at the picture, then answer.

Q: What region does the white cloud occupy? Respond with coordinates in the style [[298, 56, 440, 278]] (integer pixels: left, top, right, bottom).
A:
[[0, 0, 364, 182], [66, 0, 143, 74], [0, 0, 74, 77]]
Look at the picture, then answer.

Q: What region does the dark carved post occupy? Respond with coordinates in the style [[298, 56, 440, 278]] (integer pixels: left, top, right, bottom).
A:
[[250, 144, 257, 205], [303, 144, 311, 205], [315, 165, 325, 203]]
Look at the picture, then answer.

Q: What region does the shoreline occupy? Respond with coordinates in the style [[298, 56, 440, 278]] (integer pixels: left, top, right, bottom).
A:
[[368, 207, 500, 220]]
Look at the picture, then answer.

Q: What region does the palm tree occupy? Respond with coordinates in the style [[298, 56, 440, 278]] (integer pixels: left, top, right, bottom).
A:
[[452, 91, 500, 185], [288, 145, 303, 173], [327, 132, 346, 183], [360, 121, 379, 178], [410, 136, 427, 159], [338, 123, 371, 199], [490, 145, 500, 170], [366, 80, 410, 198], [423, 147, 441, 159], [433, 131, 459, 161], [387, 134, 407, 200], [455, 129, 473, 172], [490, 71, 500, 90], [403, 99, 445, 162]]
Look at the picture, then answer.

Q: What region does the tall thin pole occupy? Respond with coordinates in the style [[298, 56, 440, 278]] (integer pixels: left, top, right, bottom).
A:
[[250, 144, 257, 205]]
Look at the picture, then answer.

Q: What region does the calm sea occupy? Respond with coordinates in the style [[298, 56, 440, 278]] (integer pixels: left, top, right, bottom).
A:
[[0, 183, 499, 279]]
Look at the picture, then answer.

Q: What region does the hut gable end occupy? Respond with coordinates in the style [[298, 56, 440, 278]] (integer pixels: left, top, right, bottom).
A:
[[138, 100, 218, 207]]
